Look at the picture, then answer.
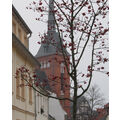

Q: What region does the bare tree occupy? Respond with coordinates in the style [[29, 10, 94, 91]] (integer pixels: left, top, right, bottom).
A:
[[15, 0, 109, 119], [85, 84, 105, 119]]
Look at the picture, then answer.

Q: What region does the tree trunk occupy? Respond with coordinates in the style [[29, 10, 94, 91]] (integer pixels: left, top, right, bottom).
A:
[[72, 78, 78, 120], [72, 98, 77, 120]]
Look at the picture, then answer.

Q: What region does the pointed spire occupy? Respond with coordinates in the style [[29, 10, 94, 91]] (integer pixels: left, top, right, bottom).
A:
[[35, 0, 69, 58], [48, 0, 55, 31]]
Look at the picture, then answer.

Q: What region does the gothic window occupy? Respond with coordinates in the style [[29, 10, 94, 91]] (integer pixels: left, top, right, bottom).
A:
[[47, 61, 50, 68], [44, 61, 47, 68], [40, 61, 43, 69]]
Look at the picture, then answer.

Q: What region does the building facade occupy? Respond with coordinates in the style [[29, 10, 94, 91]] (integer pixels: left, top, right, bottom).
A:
[[95, 103, 109, 120], [12, 5, 49, 120], [35, 87, 49, 120]]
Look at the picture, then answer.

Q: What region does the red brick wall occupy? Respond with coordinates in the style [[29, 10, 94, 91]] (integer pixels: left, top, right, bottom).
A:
[[37, 54, 70, 116]]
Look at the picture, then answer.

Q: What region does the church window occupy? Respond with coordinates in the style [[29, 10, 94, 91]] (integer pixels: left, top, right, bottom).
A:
[[40, 61, 43, 68], [44, 61, 47, 68], [47, 61, 50, 68]]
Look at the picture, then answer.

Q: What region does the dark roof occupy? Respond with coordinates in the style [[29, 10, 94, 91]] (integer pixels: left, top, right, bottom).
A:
[[35, 0, 69, 58], [12, 5, 32, 34], [36, 31, 63, 57], [35, 69, 51, 91], [12, 33, 40, 66]]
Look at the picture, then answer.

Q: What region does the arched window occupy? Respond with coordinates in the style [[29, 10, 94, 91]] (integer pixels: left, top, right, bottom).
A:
[[44, 61, 47, 68], [47, 61, 50, 68], [40, 61, 43, 69]]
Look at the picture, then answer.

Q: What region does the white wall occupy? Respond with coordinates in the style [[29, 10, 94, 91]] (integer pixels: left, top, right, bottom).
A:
[[36, 89, 49, 120], [49, 93, 67, 120]]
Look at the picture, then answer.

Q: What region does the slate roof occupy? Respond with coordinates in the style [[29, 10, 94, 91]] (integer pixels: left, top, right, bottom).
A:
[[35, 31, 61, 57], [35, 69, 51, 91], [35, 0, 69, 58]]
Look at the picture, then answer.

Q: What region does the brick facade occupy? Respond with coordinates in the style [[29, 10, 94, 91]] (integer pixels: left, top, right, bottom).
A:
[[37, 54, 70, 117]]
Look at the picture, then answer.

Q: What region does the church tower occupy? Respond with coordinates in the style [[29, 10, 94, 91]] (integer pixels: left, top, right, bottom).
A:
[[35, 0, 70, 117]]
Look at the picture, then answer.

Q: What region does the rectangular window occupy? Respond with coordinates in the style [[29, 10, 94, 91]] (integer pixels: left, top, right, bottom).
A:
[[21, 79, 25, 101]]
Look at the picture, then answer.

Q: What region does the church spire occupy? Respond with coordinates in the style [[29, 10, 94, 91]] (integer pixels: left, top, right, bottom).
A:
[[35, 0, 69, 58], [48, 0, 56, 31]]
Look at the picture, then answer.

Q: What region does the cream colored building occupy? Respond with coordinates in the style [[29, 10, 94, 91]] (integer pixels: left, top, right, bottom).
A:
[[35, 87, 49, 120], [12, 5, 49, 120]]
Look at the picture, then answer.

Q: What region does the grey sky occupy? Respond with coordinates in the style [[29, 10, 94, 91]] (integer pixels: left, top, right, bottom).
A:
[[12, 0, 109, 102]]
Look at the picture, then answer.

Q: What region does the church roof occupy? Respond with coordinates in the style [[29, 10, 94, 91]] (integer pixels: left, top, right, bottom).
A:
[[35, 0, 69, 58], [35, 69, 51, 91], [35, 31, 62, 58]]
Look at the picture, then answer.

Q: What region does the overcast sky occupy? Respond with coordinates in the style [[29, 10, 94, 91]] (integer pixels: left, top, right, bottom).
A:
[[12, 0, 109, 102]]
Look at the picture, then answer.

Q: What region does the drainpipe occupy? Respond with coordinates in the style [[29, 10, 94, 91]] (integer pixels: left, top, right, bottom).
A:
[[27, 33, 32, 49], [27, 33, 32, 39]]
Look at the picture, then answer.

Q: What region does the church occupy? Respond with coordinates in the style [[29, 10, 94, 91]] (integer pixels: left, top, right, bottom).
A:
[[35, 0, 71, 117]]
